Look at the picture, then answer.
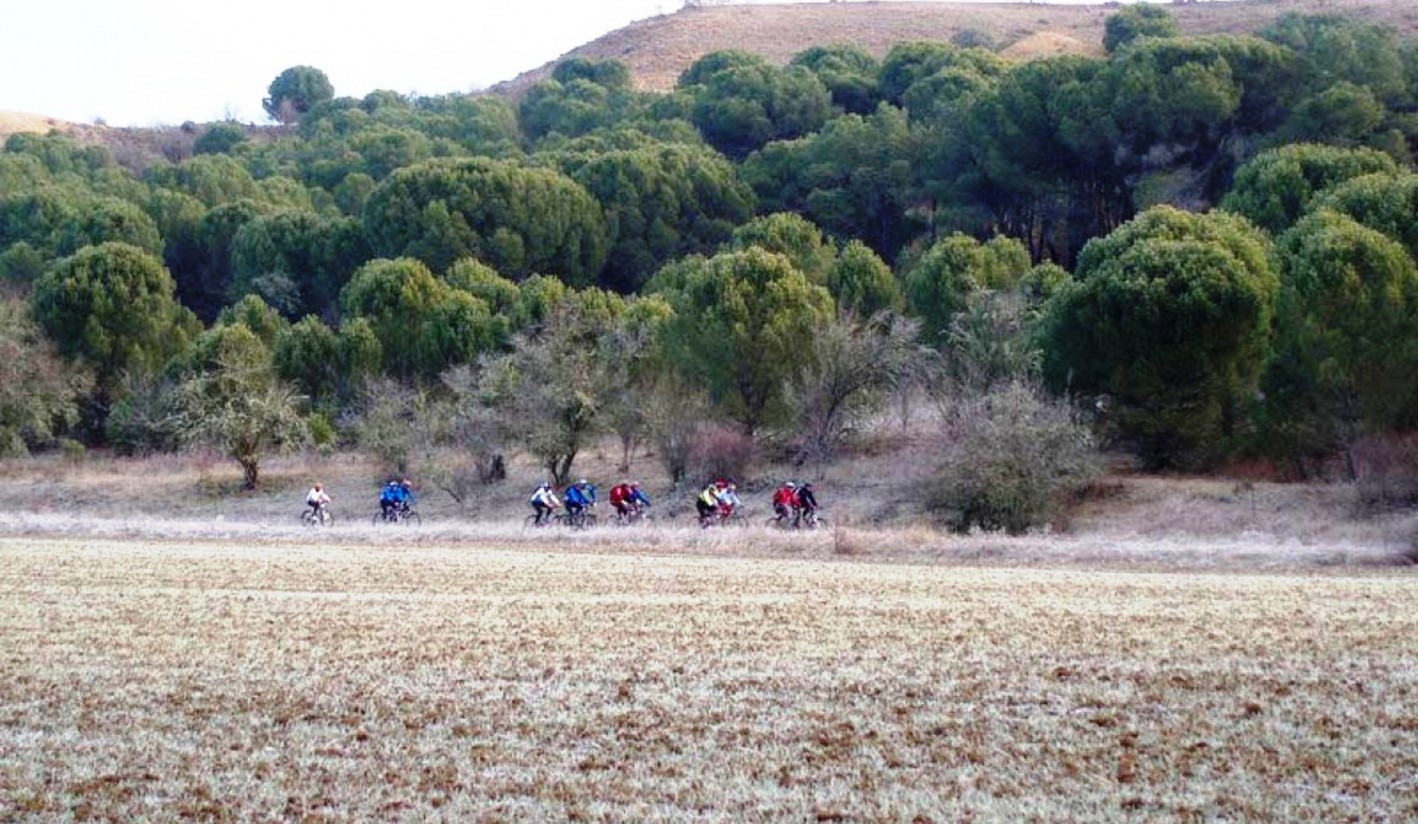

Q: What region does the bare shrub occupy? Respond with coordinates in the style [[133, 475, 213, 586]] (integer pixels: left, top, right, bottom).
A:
[[832, 526, 862, 556], [929, 381, 1102, 534], [644, 373, 712, 486], [785, 312, 918, 469], [687, 424, 755, 484], [1351, 433, 1418, 515]]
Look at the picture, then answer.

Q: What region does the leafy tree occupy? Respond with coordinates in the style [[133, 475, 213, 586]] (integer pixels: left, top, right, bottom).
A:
[[1264, 209, 1418, 477], [193, 123, 249, 155], [791, 45, 881, 114], [1220, 143, 1398, 235], [230, 210, 370, 318], [173, 324, 308, 489], [0, 188, 162, 262], [1261, 13, 1407, 104], [1274, 82, 1385, 147], [904, 233, 1031, 344], [273, 315, 342, 410], [651, 247, 834, 433], [742, 103, 920, 257], [729, 212, 836, 284], [264, 66, 335, 124], [1043, 207, 1279, 468], [1313, 171, 1418, 257], [32, 242, 199, 392], [560, 143, 754, 292], [0, 300, 91, 455], [826, 240, 901, 317], [340, 258, 499, 378], [145, 154, 263, 206], [680, 50, 831, 159], [442, 258, 521, 319], [1104, 4, 1180, 53], [362, 158, 608, 282]]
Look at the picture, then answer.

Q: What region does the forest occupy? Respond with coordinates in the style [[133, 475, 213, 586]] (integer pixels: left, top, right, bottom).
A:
[[3, 6, 1417, 531]]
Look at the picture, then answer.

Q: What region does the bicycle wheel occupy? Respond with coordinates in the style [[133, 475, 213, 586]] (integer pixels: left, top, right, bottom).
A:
[[764, 516, 788, 530], [318, 509, 334, 527], [300, 510, 316, 526], [371, 511, 386, 526], [402, 511, 421, 527]]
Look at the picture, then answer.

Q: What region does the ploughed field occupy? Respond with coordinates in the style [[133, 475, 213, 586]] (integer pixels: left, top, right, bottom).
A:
[[1, 537, 1414, 821]]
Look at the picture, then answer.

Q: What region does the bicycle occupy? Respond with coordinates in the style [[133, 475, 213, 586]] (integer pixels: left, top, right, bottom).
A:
[[765, 507, 827, 530], [612, 504, 648, 526], [372, 504, 421, 527], [300, 505, 333, 527], [700, 504, 746, 528], [556, 507, 597, 530]]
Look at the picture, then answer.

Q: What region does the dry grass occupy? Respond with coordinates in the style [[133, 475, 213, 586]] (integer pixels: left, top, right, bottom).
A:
[[0, 536, 1413, 820]]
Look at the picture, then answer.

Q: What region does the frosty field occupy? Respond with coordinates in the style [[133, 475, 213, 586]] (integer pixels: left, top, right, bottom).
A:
[[1, 535, 1414, 821]]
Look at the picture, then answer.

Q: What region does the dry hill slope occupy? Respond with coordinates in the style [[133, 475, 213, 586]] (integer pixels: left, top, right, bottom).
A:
[[493, 0, 1418, 97]]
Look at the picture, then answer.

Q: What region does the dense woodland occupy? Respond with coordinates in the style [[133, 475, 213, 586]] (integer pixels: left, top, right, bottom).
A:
[[3, 8, 1418, 529]]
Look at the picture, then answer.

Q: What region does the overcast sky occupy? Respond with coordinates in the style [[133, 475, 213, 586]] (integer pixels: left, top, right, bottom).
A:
[[3, 0, 1153, 128]]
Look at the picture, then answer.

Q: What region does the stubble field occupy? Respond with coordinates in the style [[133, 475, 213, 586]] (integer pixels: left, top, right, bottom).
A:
[[1, 534, 1414, 821]]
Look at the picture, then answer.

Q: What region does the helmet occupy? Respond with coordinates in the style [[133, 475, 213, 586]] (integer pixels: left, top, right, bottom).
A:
[[630, 480, 639, 487], [785, 481, 796, 489], [314, 483, 323, 490], [578, 478, 588, 485]]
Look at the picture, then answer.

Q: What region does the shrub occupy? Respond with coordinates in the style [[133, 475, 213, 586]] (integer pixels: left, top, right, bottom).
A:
[[928, 382, 1101, 534], [687, 424, 755, 485]]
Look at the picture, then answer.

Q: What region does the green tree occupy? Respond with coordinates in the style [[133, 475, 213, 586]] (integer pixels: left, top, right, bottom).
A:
[[905, 233, 1031, 344], [173, 324, 308, 489], [742, 103, 920, 257], [1103, 4, 1180, 53], [1261, 12, 1407, 104], [560, 143, 754, 292], [680, 51, 831, 159], [264, 66, 335, 124], [826, 240, 901, 317], [729, 212, 837, 284], [1220, 143, 1398, 235], [193, 122, 249, 155], [0, 300, 91, 455], [651, 247, 834, 433], [1264, 209, 1418, 477], [363, 158, 608, 283], [1274, 82, 1385, 147], [230, 209, 371, 318], [791, 45, 881, 115], [32, 242, 199, 392], [340, 258, 499, 378], [1313, 171, 1418, 258], [1044, 207, 1278, 468]]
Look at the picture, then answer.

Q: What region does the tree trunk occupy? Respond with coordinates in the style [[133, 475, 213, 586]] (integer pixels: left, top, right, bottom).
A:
[[239, 456, 260, 490]]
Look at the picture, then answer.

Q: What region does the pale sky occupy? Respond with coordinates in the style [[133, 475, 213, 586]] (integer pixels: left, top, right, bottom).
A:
[[2, 0, 1153, 128]]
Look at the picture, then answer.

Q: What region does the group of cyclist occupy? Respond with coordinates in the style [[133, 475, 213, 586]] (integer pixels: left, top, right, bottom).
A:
[[529, 479, 651, 526], [302, 474, 820, 529], [303, 478, 417, 523]]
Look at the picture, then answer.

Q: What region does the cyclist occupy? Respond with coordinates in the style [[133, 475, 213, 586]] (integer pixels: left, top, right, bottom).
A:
[[529, 481, 560, 525], [305, 482, 331, 518], [398, 478, 417, 514], [794, 482, 820, 527], [610, 480, 650, 522], [771, 481, 797, 524], [378, 480, 404, 519], [716, 481, 741, 521], [564, 478, 595, 522], [695, 481, 720, 525]]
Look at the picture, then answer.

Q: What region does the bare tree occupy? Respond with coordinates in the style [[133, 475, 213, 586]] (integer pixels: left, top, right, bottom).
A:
[[785, 312, 919, 470]]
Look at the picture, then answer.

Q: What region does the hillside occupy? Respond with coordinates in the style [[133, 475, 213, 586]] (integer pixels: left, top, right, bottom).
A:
[[492, 0, 1418, 97]]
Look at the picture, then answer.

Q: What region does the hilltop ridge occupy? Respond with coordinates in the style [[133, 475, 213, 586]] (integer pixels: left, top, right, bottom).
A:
[[491, 0, 1418, 97]]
